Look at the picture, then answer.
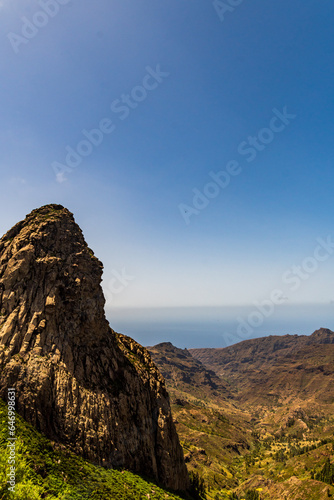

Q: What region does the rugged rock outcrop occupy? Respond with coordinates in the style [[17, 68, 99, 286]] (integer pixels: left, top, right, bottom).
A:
[[0, 204, 189, 491]]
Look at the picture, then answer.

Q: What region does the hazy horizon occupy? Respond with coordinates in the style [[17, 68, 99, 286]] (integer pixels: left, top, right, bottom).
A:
[[107, 303, 334, 349], [1, 1, 333, 348]]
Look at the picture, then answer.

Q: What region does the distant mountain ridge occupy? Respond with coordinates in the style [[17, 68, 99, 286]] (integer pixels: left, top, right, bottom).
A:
[[148, 328, 334, 408], [148, 341, 232, 404], [189, 328, 334, 406], [189, 328, 334, 370]]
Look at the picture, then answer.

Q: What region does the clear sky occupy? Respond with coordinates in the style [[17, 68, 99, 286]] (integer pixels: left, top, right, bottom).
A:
[[0, 0, 333, 347]]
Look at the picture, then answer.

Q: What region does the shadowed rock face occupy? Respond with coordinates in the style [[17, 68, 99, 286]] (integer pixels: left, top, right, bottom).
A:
[[0, 204, 189, 491]]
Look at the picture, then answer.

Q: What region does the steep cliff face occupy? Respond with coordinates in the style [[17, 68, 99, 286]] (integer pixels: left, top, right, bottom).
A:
[[0, 204, 189, 491]]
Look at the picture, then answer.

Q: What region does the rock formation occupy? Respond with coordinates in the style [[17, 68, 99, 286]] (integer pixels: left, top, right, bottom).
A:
[[0, 204, 189, 491]]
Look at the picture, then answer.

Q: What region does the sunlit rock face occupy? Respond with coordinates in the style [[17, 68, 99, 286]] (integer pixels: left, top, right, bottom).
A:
[[0, 204, 189, 491]]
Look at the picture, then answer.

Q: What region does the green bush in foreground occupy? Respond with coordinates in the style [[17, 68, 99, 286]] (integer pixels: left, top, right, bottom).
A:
[[0, 398, 187, 499]]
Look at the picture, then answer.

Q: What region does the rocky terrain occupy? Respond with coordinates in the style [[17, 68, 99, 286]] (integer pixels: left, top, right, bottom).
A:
[[150, 330, 334, 499], [148, 342, 232, 405], [190, 328, 334, 408], [0, 204, 189, 491]]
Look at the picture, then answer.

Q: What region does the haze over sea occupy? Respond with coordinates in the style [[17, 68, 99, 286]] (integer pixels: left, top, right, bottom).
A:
[[108, 304, 334, 349]]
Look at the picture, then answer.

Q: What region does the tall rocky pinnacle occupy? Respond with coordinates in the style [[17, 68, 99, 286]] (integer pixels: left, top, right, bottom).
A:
[[0, 204, 189, 491]]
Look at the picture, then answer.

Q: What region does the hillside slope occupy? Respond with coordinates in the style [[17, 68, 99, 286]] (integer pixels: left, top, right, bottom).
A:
[[190, 329, 334, 409], [151, 333, 334, 499]]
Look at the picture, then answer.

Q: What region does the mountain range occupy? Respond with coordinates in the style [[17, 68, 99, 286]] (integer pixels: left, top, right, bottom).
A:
[[149, 329, 334, 499]]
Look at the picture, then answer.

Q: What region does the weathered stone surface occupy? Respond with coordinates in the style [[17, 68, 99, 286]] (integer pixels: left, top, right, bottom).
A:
[[0, 204, 189, 491]]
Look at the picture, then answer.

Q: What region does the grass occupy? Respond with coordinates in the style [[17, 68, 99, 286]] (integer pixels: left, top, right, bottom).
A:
[[0, 398, 187, 500]]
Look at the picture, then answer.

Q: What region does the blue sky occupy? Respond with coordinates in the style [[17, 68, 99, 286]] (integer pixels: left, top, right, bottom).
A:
[[0, 0, 333, 347]]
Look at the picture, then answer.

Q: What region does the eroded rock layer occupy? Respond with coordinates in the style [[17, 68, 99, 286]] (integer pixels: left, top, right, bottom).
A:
[[0, 204, 189, 491]]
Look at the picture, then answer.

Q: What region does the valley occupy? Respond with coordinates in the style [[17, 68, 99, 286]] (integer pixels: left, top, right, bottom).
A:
[[149, 329, 334, 499]]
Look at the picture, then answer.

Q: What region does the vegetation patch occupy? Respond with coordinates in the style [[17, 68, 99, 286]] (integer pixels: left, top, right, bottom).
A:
[[0, 398, 187, 500]]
